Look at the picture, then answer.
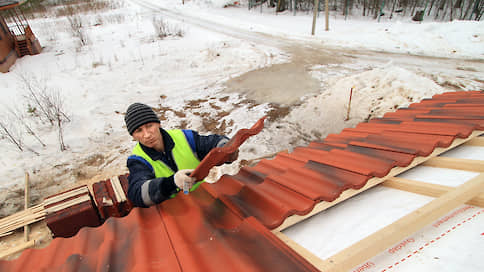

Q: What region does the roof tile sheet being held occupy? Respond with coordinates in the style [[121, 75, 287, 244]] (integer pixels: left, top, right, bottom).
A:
[[1, 91, 483, 271]]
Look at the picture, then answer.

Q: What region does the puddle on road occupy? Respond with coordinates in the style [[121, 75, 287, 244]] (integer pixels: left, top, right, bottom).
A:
[[224, 62, 321, 105], [224, 44, 344, 105]]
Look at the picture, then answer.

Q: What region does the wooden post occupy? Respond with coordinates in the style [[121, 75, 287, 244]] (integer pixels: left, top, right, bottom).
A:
[[325, 0, 329, 31], [24, 172, 30, 242], [345, 86, 354, 121]]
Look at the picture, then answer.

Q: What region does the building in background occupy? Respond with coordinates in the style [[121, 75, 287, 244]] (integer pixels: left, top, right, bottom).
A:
[[0, 0, 41, 73]]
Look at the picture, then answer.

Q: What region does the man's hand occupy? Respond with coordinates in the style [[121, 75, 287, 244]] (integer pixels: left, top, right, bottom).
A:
[[174, 169, 196, 193]]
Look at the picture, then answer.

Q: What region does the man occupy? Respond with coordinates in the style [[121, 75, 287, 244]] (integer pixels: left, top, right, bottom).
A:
[[124, 102, 237, 207]]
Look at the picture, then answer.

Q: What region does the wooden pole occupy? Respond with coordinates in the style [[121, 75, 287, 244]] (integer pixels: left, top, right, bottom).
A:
[[345, 86, 354, 121], [311, 0, 320, 35], [325, 0, 329, 31], [24, 172, 30, 242]]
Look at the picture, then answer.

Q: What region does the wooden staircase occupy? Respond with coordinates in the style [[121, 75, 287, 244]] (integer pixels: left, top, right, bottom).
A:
[[14, 35, 31, 57]]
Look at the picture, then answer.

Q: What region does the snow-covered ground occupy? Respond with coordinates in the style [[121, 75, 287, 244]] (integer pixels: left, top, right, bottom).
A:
[[0, 0, 483, 217]]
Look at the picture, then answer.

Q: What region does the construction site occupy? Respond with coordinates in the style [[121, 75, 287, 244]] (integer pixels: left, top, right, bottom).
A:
[[0, 0, 483, 271]]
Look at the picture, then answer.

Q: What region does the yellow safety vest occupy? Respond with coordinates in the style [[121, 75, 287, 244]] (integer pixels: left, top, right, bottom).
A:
[[131, 129, 204, 196]]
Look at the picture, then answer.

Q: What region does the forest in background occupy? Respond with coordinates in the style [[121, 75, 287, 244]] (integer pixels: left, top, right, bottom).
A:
[[251, 0, 483, 21], [4, 0, 482, 21]]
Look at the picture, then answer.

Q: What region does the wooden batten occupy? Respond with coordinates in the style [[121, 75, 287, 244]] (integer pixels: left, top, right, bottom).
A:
[[383, 177, 484, 207], [423, 156, 484, 172]]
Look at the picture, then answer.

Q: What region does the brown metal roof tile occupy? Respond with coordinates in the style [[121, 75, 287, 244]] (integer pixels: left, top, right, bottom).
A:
[[251, 154, 306, 175], [345, 145, 416, 167], [308, 141, 347, 150], [443, 103, 484, 108], [290, 146, 392, 177], [431, 90, 483, 98], [349, 139, 423, 156], [397, 120, 475, 137], [415, 116, 484, 129], [209, 174, 315, 229], [303, 160, 370, 189], [409, 99, 458, 108], [268, 167, 344, 201], [323, 132, 368, 144]]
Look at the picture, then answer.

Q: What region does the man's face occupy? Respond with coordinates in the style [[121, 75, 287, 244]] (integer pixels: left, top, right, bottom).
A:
[[132, 122, 162, 149]]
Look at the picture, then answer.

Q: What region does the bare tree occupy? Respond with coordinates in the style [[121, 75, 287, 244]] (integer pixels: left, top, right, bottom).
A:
[[0, 119, 24, 152], [6, 105, 46, 147], [67, 14, 88, 46], [49, 89, 69, 151], [18, 73, 55, 125], [0, 114, 39, 155]]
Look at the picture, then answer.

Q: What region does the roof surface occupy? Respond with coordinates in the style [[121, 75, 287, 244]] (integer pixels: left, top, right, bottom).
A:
[[0, 90, 483, 271]]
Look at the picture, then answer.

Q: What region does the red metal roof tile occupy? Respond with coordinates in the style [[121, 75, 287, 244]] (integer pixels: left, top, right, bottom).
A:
[[1, 91, 483, 271]]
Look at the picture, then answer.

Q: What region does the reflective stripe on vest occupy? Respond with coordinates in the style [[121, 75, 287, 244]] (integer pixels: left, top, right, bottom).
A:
[[131, 129, 204, 194]]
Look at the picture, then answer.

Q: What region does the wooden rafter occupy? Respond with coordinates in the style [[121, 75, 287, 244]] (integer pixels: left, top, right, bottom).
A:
[[423, 156, 484, 172], [382, 177, 484, 207]]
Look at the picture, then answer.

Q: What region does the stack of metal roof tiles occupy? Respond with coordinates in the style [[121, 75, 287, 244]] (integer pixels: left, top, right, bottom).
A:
[[44, 186, 101, 238], [0, 90, 482, 271], [92, 174, 133, 220]]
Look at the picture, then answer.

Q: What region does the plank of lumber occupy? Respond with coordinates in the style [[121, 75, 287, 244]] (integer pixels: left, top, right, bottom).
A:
[[43, 186, 88, 206], [466, 136, 484, 146], [273, 231, 326, 269], [0, 206, 45, 228], [383, 176, 484, 207], [272, 130, 483, 232], [321, 173, 484, 272], [44, 194, 91, 214], [423, 156, 484, 172], [0, 240, 35, 260], [0, 205, 46, 236], [0, 213, 46, 235]]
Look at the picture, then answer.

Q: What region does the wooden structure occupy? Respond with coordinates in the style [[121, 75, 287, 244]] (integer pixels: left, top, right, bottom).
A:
[[272, 133, 484, 271], [0, 0, 41, 73]]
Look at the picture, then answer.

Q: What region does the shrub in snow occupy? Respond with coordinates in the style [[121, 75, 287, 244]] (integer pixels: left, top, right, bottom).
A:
[[152, 17, 185, 39]]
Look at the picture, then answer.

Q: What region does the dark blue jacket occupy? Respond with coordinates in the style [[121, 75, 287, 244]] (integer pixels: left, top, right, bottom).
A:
[[127, 128, 228, 207]]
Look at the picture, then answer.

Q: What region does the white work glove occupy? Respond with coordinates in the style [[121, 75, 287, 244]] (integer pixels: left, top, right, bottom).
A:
[[174, 169, 196, 194]]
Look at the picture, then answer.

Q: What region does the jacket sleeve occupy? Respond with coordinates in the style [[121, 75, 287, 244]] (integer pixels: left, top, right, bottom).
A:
[[191, 130, 229, 160], [127, 158, 179, 207]]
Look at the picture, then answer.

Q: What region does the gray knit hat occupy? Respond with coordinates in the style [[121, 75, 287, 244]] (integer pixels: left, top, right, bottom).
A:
[[125, 103, 160, 135]]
